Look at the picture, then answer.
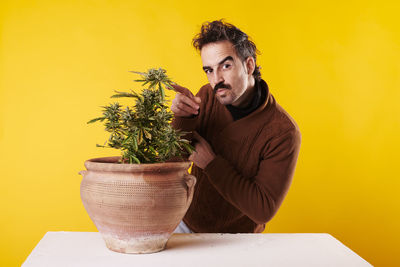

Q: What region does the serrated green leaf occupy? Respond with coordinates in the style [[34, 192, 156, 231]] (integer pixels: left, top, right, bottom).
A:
[[129, 70, 146, 75], [158, 82, 165, 100], [137, 130, 143, 145], [132, 156, 140, 164], [133, 134, 138, 150], [182, 143, 194, 154], [111, 90, 137, 98], [87, 117, 104, 124]]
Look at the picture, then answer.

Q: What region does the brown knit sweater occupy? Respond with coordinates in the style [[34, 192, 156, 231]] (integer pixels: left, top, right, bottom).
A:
[[172, 79, 301, 233]]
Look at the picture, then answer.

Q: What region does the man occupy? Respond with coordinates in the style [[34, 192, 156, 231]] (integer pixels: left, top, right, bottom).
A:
[[171, 20, 301, 233]]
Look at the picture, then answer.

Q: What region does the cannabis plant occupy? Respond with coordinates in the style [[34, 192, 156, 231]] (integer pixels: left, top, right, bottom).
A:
[[87, 68, 193, 164]]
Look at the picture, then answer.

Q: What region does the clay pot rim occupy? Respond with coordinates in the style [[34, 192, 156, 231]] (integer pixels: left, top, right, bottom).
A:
[[84, 156, 192, 172]]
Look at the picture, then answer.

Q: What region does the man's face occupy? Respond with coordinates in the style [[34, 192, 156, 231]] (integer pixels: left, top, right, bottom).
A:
[[201, 40, 253, 106]]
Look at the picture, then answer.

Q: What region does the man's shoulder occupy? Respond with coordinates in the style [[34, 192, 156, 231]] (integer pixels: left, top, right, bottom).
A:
[[256, 101, 301, 157], [265, 100, 301, 139], [254, 80, 299, 137]]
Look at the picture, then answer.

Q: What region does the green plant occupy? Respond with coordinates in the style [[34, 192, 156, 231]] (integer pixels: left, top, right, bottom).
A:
[[87, 68, 193, 164]]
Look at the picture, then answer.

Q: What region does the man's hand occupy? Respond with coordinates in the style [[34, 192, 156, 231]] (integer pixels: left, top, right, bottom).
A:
[[189, 131, 216, 169], [170, 84, 201, 117]]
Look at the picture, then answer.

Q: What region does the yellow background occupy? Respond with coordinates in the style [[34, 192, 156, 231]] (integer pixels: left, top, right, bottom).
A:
[[1, 0, 399, 266]]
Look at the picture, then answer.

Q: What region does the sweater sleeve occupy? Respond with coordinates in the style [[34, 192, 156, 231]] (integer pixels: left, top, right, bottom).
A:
[[203, 128, 302, 224]]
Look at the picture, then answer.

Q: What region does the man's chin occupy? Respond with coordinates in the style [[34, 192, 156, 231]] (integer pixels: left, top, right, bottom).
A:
[[216, 95, 233, 106]]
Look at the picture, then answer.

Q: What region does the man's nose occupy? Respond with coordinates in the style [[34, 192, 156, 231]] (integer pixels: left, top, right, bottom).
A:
[[212, 70, 224, 85]]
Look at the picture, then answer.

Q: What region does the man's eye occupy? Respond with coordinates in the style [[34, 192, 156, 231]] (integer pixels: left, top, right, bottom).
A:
[[223, 64, 231, 69], [205, 69, 212, 74]]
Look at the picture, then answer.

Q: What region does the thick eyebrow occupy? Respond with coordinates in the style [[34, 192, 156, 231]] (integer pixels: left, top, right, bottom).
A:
[[203, 56, 234, 71]]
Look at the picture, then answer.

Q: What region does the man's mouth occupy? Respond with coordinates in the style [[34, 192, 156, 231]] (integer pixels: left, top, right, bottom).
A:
[[213, 83, 230, 93], [216, 88, 230, 97]]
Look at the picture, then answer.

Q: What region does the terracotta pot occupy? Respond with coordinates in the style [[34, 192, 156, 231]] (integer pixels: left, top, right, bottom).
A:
[[79, 156, 196, 254]]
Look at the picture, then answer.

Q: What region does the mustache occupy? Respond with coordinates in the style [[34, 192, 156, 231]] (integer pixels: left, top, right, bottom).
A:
[[213, 82, 231, 93]]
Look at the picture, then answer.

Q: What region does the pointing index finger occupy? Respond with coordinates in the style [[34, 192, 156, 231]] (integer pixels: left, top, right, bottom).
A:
[[170, 84, 195, 98]]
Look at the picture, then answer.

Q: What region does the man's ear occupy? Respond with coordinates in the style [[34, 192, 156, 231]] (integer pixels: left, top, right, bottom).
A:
[[245, 57, 255, 76]]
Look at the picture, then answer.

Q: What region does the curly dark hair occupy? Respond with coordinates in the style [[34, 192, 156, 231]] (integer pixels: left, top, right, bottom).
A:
[[192, 19, 261, 81]]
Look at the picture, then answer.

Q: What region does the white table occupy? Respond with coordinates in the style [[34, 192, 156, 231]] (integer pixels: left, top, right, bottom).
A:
[[22, 232, 372, 267]]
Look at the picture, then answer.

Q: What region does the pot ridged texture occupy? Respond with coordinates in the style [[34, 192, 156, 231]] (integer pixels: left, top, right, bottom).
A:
[[80, 156, 196, 254]]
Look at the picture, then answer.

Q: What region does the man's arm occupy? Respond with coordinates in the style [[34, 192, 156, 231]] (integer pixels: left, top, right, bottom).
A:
[[197, 129, 301, 224]]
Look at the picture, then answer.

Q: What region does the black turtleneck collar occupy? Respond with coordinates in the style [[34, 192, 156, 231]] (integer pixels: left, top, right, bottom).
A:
[[226, 79, 267, 121]]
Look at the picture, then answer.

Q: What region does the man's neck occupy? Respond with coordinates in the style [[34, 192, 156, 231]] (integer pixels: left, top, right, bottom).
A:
[[231, 77, 256, 108]]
